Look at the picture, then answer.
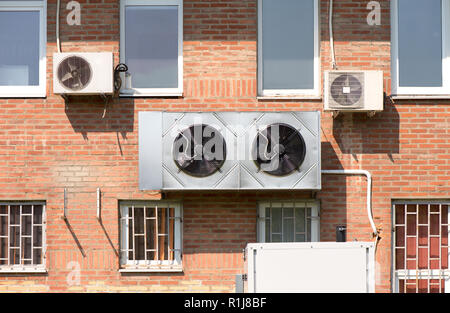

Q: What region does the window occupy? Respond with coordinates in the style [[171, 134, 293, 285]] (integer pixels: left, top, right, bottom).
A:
[[258, 201, 319, 243], [258, 0, 320, 98], [120, 0, 183, 97], [0, 202, 46, 273], [119, 201, 182, 272], [392, 201, 449, 293], [392, 0, 450, 96], [0, 0, 46, 97]]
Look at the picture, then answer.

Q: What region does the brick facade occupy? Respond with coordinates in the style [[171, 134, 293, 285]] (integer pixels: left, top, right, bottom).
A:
[[0, 0, 448, 293]]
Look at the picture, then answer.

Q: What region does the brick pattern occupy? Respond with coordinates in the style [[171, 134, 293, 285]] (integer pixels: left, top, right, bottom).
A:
[[0, 0, 448, 293]]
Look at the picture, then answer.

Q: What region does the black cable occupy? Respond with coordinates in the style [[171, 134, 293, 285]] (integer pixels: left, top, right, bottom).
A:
[[113, 63, 128, 96]]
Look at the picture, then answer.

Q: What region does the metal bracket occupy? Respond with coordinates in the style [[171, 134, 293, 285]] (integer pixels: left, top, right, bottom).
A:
[[367, 111, 377, 118], [332, 111, 340, 118], [62, 188, 68, 220], [97, 188, 101, 221]]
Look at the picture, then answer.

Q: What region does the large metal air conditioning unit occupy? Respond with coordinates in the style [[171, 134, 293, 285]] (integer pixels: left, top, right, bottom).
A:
[[139, 111, 321, 190]]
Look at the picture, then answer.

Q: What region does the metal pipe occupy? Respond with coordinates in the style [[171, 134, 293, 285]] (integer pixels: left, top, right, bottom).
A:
[[56, 0, 61, 53], [97, 188, 101, 221], [321, 169, 378, 237], [329, 0, 337, 69]]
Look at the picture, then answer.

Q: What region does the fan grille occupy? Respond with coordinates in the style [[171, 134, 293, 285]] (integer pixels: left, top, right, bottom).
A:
[[173, 124, 227, 178], [252, 123, 306, 177], [329, 73, 364, 108], [57, 56, 92, 91]]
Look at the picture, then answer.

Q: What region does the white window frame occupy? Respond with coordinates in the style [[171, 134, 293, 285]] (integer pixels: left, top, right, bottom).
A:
[[257, 200, 320, 243], [0, 1, 46, 98], [119, 0, 183, 97], [119, 201, 183, 273], [391, 0, 450, 97], [0, 202, 47, 274], [257, 0, 320, 99]]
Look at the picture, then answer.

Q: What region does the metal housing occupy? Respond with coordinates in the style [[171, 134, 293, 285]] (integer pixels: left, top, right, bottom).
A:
[[53, 52, 114, 95], [139, 111, 321, 190]]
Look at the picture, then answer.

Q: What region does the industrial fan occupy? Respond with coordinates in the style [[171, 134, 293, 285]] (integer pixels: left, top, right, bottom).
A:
[[253, 123, 306, 176], [172, 124, 227, 177]]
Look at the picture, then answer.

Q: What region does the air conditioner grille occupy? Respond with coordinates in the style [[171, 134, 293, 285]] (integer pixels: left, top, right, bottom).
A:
[[57, 56, 92, 91], [328, 73, 364, 108]]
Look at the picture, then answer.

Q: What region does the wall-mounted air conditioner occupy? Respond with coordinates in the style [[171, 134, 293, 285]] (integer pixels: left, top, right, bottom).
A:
[[139, 111, 321, 191], [53, 52, 113, 95], [324, 71, 384, 113]]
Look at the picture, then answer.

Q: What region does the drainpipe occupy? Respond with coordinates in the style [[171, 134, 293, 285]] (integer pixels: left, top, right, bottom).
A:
[[56, 0, 61, 53], [321, 170, 378, 238]]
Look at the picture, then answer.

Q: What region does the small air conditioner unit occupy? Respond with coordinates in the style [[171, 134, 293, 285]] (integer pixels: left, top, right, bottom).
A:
[[324, 71, 383, 113], [53, 52, 113, 95]]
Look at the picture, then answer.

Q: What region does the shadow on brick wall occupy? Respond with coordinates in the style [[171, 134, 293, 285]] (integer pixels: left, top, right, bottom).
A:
[[332, 96, 400, 158], [318, 142, 348, 242], [64, 96, 135, 143]]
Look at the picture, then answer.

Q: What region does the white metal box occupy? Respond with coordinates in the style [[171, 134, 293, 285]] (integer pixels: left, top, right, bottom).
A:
[[324, 70, 384, 112], [244, 242, 375, 293], [53, 52, 114, 95]]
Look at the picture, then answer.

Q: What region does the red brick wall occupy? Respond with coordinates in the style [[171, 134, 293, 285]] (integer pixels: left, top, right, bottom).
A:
[[0, 0, 448, 293]]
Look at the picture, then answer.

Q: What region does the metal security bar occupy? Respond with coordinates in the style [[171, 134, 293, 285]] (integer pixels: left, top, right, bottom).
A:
[[119, 202, 181, 266], [393, 202, 450, 293], [0, 203, 45, 267], [263, 202, 313, 243]]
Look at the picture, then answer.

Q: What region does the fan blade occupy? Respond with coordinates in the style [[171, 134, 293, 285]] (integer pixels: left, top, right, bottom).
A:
[[280, 128, 298, 147], [61, 72, 73, 82], [188, 126, 201, 146], [279, 154, 298, 173], [67, 61, 77, 72], [76, 76, 83, 88]]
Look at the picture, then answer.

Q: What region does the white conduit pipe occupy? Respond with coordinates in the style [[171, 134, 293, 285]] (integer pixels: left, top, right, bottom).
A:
[[329, 0, 337, 69], [56, 0, 61, 53], [321, 170, 378, 237]]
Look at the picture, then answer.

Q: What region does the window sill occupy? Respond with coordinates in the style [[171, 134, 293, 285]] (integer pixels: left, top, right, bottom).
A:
[[390, 94, 450, 100], [0, 94, 46, 99], [257, 96, 322, 100], [119, 266, 183, 273], [0, 267, 47, 274], [119, 89, 183, 98]]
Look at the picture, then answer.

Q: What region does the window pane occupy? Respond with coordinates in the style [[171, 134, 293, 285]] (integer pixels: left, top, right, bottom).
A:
[[295, 208, 306, 233], [283, 217, 294, 242], [33, 248, 42, 265], [125, 6, 178, 88], [33, 226, 42, 247], [0, 216, 6, 236], [262, 0, 315, 90], [398, 0, 442, 87], [33, 205, 43, 224], [0, 11, 40, 86], [271, 208, 282, 234]]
